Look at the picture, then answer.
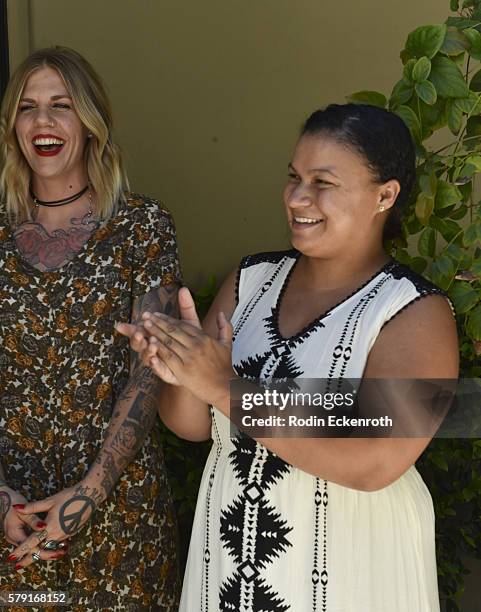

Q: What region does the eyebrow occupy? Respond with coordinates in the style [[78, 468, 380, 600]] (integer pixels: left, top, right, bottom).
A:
[[19, 94, 72, 102], [288, 163, 339, 179]]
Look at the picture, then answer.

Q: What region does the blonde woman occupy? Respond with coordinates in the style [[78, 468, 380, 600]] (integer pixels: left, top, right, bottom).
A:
[[0, 47, 180, 610]]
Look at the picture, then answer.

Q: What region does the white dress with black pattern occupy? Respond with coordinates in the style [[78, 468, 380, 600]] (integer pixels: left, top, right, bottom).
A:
[[180, 249, 453, 612]]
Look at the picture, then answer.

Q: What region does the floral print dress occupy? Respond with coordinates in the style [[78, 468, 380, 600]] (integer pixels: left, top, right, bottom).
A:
[[0, 194, 181, 611]]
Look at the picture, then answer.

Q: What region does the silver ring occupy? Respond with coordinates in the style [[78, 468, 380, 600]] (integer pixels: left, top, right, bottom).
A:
[[32, 551, 41, 562], [42, 540, 59, 551]]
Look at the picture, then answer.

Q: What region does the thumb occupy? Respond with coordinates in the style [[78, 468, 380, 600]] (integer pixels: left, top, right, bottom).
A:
[[178, 287, 201, 329], [217, 311, 233, 346]]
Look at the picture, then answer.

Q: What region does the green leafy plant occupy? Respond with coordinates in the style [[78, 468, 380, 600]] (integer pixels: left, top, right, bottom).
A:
[[348, 2, 481, 609]]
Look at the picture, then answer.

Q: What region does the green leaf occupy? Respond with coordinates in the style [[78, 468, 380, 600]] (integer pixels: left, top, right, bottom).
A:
[[411, 257, 428, 274], [430, 255, 457, 290], [346, 91, 387, 108], [394, 105, 421, 142], [470, 67, 481, 91], [418, 226, 436, 257], [389, 79, 414, 108], [463, 223, 480, 246], [464, 27, 481, 59], [429, 216, 462, 241], [412, 57, 432, 81], [402, 25, 447, 61], [464, 154, 481, 171], [419, 172, 438, 197], [429, 56, 469, 98], [450, 0, 460, 9], [415, 192, 435, 224], [403, 59, 418, 82], [449, 204, 468, 220], [447, 99, 464, 133], [418, 98, 447, 131], [441, 27, 470, 56], [467, 303, 481, 339], [449, 281, 480, 313], [415, 80, 437, 105], [446, 16, 481, 29], [435, 180, 462, 208]]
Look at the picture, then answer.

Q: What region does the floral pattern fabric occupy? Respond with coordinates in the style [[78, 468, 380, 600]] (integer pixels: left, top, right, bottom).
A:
[[0, 194, 182, 611]]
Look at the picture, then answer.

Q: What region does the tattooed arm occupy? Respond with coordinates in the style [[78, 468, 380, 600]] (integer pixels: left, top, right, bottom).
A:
[[82, 283, 180, 501], [11, 284, 180, 566]]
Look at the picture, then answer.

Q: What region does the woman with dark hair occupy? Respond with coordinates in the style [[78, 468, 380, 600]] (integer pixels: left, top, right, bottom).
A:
[[121, 104, 459, 611], [0, 47, 180, 610]]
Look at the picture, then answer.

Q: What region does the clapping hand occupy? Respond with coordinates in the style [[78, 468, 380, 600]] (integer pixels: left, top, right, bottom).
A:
[[117, 287, 236, 405]]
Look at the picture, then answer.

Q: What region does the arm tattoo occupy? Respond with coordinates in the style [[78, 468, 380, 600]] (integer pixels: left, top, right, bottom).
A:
[[88, 284, 180, 501], [0, 491, 11, 534]]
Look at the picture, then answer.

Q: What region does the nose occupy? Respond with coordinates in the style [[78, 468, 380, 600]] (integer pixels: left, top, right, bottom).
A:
[[33, 106, 55, 128], [286, 182, 313, 209]]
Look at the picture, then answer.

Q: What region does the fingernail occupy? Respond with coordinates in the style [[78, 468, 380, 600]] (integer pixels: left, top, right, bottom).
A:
[[36, 521, 47, 528], [52, 551, 67, 558], [7, 554, 16, 561], [12, 504, 25, 510], [15, 564, 23, 570]]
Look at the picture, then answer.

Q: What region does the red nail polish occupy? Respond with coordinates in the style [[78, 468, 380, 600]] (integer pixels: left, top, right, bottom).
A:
[[36, 521, 47, 528], [12, 504, 25, 510], [15, 563, 22, 570], [7, 554, 16, 561], [52, 551, 66, 559]]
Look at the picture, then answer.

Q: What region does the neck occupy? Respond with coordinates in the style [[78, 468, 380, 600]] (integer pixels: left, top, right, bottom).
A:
[[297, 247, 391, 291], [31, 171, 88, 203]]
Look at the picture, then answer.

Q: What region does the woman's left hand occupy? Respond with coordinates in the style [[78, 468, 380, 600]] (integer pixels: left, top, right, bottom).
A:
[[9, 481, 99, 569], [142, 287, 236, 406]]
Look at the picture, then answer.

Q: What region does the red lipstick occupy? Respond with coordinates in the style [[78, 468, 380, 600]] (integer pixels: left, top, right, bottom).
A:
[[31, 133, 65, 157]]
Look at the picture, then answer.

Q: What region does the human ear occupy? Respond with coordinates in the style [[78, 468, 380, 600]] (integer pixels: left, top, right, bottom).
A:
[[377, 179, 401, 212]]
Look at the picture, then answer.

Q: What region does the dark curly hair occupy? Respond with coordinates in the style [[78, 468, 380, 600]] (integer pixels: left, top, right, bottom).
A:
[[301, 103, 416, 241]]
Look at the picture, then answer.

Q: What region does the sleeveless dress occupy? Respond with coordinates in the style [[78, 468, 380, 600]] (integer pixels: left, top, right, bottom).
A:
[[180, 249, 455, 612], [0, 194, 181, 611]]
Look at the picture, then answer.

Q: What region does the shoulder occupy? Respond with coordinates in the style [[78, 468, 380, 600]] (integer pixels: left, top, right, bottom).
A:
[[378, 259, 456, 323], [123, 192, 175, 227], [365, 263, 459, 378]]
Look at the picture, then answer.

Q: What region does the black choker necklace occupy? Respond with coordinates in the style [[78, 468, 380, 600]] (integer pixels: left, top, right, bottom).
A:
[[30, 184, 89, 207]]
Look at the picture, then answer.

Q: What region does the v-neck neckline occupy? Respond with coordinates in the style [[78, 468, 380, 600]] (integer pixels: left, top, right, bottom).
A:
[[273, 253, 396, 342]]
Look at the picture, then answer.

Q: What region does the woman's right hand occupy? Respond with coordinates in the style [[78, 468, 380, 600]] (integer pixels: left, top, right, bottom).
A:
[[0, 487, 42, 546]]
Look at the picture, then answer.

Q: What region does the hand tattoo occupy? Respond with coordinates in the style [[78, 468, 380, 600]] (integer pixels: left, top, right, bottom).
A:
[[58, 495, 96, 536]]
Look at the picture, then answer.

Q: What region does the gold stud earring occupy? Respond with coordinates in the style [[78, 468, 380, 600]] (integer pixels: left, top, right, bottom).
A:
[[379, 205, 385, 212]]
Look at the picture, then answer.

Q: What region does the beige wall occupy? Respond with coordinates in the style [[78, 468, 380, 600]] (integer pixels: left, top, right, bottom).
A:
[[7, 0, 450, 288]]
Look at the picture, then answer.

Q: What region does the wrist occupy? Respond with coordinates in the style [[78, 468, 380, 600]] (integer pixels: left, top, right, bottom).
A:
[[78, 474, 108, 507]]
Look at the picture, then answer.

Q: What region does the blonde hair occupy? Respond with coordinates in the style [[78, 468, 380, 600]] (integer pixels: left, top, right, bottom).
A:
[[0, 46, 129, 222]]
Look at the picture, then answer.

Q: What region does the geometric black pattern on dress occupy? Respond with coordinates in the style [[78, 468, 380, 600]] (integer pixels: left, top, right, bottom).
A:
[[219, 574, 290, 612], [229, 434, 291, 489], [220, 497, 293, 567], [311, 479, 329, 612], [219, 437, 294, 611], [325, 275, 391, 392], [202, 411, 223, 612]]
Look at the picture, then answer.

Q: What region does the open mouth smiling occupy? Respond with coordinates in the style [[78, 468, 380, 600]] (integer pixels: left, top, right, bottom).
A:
[[292, 216, 324, 225], [32, 134, 65, 156]]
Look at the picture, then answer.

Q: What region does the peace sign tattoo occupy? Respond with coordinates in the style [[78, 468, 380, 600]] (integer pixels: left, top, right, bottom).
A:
[[58, 495, 96, 536]]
